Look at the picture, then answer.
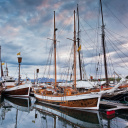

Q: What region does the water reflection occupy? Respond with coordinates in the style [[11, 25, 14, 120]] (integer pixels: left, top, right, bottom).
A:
[[0, 96, 127, 128], [4, 97, 33, 112], [34, 102, 101, 128]]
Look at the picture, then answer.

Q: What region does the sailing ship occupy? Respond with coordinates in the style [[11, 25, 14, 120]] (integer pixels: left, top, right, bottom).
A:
[[34, 0, 128, 110], [72, 2, 128, 99], [2, 57, 31, 98], [97, 0, 128, 99], [34, 11, 101, 110]]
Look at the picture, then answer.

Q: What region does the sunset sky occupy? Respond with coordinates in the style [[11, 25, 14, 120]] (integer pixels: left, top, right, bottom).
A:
[[0, 0, 128, 80]]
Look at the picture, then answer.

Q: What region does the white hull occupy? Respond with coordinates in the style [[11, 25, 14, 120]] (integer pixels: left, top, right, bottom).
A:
[[34, 92, 101, 110], [4, 84, 31, 98]]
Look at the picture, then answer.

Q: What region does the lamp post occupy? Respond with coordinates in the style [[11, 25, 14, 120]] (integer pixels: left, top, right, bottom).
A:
[[36, 69, 39, 84], [18, 57, 22, 84]]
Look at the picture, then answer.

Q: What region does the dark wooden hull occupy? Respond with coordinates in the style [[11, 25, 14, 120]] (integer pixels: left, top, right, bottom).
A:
[[3, 87, 30, 98], [102, 92, 128, 102]]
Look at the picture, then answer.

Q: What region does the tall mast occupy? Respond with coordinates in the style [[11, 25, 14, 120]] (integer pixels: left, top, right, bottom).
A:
[[100, 0, 108, 85], [0, 46, 3, 77], [54, 11, 57, 87], [77, 4, 82, 80], [74, 10, 76, 90]]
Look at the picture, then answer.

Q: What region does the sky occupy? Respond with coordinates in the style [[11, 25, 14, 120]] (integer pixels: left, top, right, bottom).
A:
[[0, 0, 128, 80]]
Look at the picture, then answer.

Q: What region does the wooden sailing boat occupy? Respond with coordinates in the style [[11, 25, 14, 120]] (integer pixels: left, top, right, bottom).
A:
[[73, 2, 128, 97], [2, 57, 31, 98], [34, 11, 101, 110], [98, 0, 128, 97]]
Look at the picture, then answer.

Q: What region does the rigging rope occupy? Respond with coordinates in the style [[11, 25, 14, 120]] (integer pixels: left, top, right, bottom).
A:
[[102, 1, 128, 30], [106, 35, 128, 70]]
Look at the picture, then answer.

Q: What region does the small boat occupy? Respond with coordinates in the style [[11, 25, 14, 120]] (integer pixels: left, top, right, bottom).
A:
[[101, 83, 128, 102], [2, 57, 31, 98], [3, 83, 31, 98]]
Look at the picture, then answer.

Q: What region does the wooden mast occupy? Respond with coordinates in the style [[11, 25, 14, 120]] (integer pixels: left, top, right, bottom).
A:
[[0, 46, 3, 77], [54, 11, 57, 88], [74, 10, 76, 90], [77, 4, 82, 80], [100, 0, 109, 85]]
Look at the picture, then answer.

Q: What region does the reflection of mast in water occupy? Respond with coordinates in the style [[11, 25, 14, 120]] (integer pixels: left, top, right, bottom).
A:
[[0, 101, 12, 124], [0, 97, 35, 128], [4, 97, 34, 112], [54, 116, 56, 128], [34, 105, 57, 128], [34, 102, 102, 128], [15, 109, 18, 128]]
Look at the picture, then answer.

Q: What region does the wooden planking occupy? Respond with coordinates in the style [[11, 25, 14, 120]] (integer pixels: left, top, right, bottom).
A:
[[4, 87, 29, 96], [36, 96, 98, 108], [60, 98, 98, 107]]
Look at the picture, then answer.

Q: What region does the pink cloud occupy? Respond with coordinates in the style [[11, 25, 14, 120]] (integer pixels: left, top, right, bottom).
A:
[[0, 25, 21, 37], [56, 10, 73, 26], [37, 0, 50, 10], [54, 1, 63, 9]]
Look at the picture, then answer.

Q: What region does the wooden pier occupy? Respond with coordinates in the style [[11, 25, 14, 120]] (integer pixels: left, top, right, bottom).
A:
[[100, 100, 128, 115]]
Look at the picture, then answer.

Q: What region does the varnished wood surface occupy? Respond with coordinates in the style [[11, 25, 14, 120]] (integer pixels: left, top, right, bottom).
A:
[[4, 87, 29, 96], [36, 95, 98, 108]]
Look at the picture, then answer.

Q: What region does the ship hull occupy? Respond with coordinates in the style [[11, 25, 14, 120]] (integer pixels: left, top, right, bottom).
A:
[[34, 92, 101, 110], [3, 84, 31, 98], [102, 91, 128, 102]]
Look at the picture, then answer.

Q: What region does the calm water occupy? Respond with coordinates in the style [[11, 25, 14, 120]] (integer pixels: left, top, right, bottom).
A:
[[0, 96, 128, 128]]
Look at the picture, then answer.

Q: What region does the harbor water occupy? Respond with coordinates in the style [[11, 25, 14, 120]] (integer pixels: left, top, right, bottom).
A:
[[0, 96, 128, 128]]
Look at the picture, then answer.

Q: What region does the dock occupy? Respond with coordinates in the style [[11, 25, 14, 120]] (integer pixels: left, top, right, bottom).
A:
[[100, 100, 128, 115]]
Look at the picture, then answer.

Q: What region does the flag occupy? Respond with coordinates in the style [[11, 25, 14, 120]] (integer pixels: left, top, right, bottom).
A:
[[17, 52, 20, 56], [77, 45, 81, 52], [2, 62, 4, 65], [32, 120, 35, 123]]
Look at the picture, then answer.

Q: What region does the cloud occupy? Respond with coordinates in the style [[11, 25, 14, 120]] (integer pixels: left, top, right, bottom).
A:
[[0, 0, 128, 79]]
